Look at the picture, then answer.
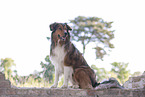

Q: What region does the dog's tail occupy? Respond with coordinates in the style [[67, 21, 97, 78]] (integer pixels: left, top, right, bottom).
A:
[[94, 77, 124, 89], [93, 81, 100, 87]]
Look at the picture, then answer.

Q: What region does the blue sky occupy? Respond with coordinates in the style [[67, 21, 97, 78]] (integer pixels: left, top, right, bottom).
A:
[[0, 0, 145, 76]]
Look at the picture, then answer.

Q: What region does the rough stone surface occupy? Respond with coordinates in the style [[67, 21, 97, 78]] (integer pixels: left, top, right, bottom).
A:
[[123, 71, 145, 89], [0, 72, 145, 97], [1, 88, 144, 97], [0, 80, 11, 88], [0, 73, 5, 80]]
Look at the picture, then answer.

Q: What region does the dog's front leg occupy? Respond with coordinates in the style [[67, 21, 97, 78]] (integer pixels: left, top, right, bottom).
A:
[[50, 67, 59, 88], [61, 66, 71, 88]]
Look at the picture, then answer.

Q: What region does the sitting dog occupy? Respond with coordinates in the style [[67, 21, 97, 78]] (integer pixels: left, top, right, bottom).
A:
[[49, 22, 99, 89], [49, 22, 123, 89]]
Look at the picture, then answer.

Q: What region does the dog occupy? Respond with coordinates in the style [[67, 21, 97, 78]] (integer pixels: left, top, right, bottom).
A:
[[49, 22, 99, 89], [49, 22, 123, 89]]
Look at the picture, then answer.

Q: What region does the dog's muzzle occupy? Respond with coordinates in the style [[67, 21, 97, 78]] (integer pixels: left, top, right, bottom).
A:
[[58, 32, 68, 41]]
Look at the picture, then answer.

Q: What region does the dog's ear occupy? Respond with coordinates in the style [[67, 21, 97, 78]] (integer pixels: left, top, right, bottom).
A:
[[50, 23, 57, 31], [65, 23, 72, 31]]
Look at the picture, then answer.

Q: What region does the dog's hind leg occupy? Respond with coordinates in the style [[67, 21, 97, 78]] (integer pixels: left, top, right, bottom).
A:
[[69, 74, 79, 89], [74, 69, 93, 89]]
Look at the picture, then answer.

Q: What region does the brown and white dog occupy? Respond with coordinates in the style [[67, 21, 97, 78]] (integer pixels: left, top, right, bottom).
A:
[[49, 23, 99, 89]]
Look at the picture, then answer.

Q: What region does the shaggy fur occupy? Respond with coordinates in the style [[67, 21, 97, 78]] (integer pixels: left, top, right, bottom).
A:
[[49, 23, 99, 89]]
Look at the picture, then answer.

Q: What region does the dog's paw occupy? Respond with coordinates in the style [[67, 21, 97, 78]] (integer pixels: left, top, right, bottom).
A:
[[50, 84, 57, 88], [61, 84, 68, 89], [72, 85, 79, 89], [69, 85, 79, 89]]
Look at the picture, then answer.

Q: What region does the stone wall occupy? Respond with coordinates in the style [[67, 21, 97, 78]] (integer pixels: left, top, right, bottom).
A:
[[123, 71, 145, 89], [0, 72, 145, 97]]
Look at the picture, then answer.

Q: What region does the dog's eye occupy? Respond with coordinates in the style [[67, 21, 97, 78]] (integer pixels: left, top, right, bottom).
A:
[[59, 28, 62, 30], [64, 32, 67, 36]]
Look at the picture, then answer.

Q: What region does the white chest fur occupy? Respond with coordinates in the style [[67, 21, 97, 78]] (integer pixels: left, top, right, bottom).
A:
[[50, 44, 74, 88], [50, 44, 66, 74]]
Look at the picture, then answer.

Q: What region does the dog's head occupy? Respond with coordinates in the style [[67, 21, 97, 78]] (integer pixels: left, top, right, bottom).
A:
[[50, 23, 72, 45]]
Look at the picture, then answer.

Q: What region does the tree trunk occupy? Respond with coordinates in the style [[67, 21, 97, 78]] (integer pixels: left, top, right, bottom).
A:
[[83, 44, 86, 55]]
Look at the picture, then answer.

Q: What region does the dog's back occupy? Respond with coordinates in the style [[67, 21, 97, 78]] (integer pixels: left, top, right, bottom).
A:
[[64, 43, 99, 88]]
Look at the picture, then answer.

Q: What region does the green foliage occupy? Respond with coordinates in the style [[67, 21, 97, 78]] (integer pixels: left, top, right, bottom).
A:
[[0, 56, 54, 87], [110, 62, 130, 84], [91, 62, 131, 84], [40, 55, 55, 84], [15, 75, 47, 87], [131, 71, 142, 77], [0, 58, 16, 80], [46, 37, 50, 41], [11, 69, 50, 87], [91, 65, 109, 82], [70, 16, 114, 59], [58, 75, 64, 87], [12, 70, 19, 85]]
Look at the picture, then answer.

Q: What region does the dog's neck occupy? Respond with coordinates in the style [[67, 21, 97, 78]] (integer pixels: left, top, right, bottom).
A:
[[50, 38, 71, 56]]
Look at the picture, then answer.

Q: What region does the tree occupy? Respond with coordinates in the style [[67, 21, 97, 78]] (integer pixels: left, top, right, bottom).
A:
[[91, 65, 109, 82], [40, 55, 55, 84], [12, 70, 20, 86], [0, 58, 16, 80], [110, 62, 130, 84], [70, 16, 114, 59]]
